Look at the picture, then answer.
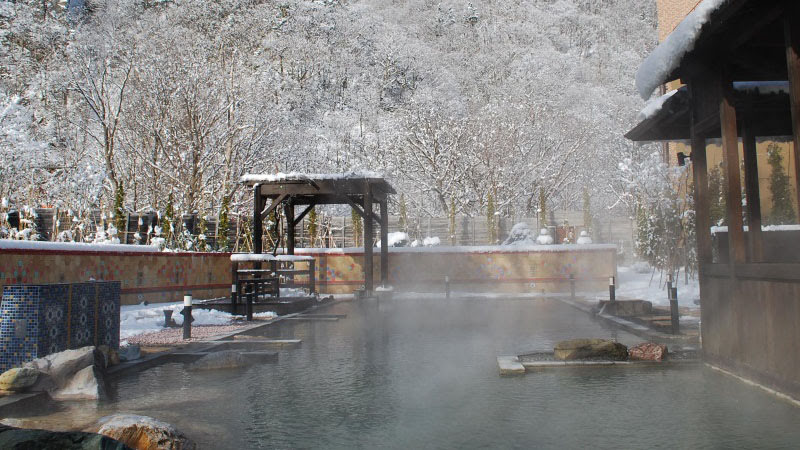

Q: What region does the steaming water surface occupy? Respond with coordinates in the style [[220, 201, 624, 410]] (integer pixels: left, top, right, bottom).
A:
[[15, 298, 800, 448]]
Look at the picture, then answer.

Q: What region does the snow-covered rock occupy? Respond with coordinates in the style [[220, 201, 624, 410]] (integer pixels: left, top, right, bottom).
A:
[[376, 231, 409, 247]]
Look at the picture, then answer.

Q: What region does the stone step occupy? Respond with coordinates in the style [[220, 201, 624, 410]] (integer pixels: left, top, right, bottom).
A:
[[497, 356, 525, 375]]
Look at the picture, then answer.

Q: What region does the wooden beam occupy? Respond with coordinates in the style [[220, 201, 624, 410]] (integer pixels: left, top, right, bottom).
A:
[[363, 186, 374, 292], [292, 203, 316, 228], [741, 120, 764, 262], [253, 184, 263, 255], [261, 194, 288, 221], [785, 12, 800, 221], [343, 195, 365, 218], [380, 198, 389, 286], [719, 76, 747, 264]]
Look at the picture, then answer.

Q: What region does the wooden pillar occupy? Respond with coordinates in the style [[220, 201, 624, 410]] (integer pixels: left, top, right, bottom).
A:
[[253, 184, 263, 254], [380, 198, 389, 286], [742, 122, 764, 261], [691, 133, 713, 265], [719, 77, 746, 264], [785, 13, 800, 221], [284, 200, 295, 255], [364, 187, 374, 293]]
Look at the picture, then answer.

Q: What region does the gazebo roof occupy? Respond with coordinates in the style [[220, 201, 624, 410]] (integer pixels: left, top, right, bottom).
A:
[[241, 171, 395, 197]]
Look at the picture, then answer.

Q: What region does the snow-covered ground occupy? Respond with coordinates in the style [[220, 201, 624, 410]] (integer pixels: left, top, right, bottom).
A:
[[120, 302, 277, 340], [613, 264, 699, 309]]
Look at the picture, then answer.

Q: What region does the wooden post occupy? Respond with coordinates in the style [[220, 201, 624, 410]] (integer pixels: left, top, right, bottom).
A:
[[719, 77, 746, 264], [784, 13, 800, 221], [285, 201, 295, 255], [380, 198, 389, 287], [231, 261, 239, 307], [364, 187, 374, 293], [742, 122, 764, 262], [689, 83, 713, 265], [783, 13, 800, 223], [253, 184, 263, 255]]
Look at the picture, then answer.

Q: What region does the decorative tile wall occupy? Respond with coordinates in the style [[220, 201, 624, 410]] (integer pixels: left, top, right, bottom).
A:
[[0, 281, 120, 371]]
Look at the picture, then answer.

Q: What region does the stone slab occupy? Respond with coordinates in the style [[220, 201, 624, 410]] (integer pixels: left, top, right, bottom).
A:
[[497, 356, 526, 375]]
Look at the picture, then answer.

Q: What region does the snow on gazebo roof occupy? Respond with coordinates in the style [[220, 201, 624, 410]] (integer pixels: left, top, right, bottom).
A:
[[240, 171, 385, 184], [635, 0, 730, 100]]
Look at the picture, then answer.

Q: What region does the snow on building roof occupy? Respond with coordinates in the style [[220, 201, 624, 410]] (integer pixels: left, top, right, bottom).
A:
[[636, 0, 730, 100], [241, 171, 385, 184], [637, 89, 679, 121]]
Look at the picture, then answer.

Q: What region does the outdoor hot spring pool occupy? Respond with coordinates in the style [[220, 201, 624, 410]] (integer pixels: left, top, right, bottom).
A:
[[10, 297, 800, 448]]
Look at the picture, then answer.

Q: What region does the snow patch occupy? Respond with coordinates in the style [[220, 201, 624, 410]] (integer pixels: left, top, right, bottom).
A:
[[637, 89, 678, 120], [120, 302, 278, 339]]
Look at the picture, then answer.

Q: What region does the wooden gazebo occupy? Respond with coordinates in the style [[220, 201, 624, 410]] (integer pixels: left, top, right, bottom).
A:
[[241, 172, 396, 293], [628, 0, 800, 399]]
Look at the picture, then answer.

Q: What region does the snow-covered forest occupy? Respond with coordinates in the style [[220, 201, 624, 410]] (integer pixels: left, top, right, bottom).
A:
[[1, 0, 660, 237]]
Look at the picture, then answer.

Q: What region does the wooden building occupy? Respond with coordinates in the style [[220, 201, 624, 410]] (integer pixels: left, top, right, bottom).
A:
[[628, 0, 800, 400]]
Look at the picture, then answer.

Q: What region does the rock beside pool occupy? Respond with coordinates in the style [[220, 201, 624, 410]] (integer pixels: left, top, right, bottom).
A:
[[188, 350, 248, 371], [628, 343, 668, 361], [553, 339, 628, 361], [0, 367, 41, 391], [0, 424, 130, 449], [95, 414, 196, 450], [119, 344, 141, 362], [22, 346, 107, 400]]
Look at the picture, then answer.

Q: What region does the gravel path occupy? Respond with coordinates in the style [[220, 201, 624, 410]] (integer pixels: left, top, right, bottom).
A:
[[126, 324, 253, 346]]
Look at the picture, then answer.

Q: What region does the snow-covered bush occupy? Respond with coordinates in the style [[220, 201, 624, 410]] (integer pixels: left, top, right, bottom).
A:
[[502, 222, 536, 246], [576, 230, 592, 244], [535, 229, 554, 245]]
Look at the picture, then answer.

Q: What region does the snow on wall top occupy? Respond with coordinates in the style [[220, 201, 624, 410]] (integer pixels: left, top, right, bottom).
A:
[[637, 88, 679, 121], [283, 244, 617, 255], [733, 81, 790, 95], [636, 0, 730, 100], [230, 253, 276, 262], [0, 239, 160, 253], [241, 171, 384, 183]]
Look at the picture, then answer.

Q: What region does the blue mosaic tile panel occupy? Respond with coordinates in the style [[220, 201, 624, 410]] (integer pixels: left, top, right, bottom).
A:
[[0, 281, 121, 371], [0, 286, 40, 373]]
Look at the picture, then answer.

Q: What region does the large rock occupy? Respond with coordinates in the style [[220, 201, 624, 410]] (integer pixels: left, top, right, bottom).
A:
[[0, 367, 41, 391], [628, 342, 668, 361], [188, 351, 248, 371], [52, 365, 104, 400], [96, 414, 196, 450], [0, 424, 130, 449], [554, 339, 628, 361], [118, 345, 141, 362], [23, 346, 107, 400]]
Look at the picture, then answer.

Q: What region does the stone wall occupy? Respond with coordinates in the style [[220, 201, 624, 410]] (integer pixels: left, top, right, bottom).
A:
[[0, 243, 617, 304]]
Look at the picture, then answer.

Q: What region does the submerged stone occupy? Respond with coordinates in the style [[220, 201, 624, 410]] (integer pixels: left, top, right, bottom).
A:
[[628, 343, 668, 361], [0, 424, 130, 449], [96, 414, 196, 450], [553, 339, 628, 361], [188, 350, 247, 371]]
